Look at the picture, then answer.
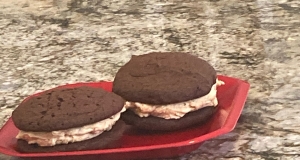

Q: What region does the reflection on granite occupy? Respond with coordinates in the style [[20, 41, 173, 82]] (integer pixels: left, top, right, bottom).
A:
[[0, 0, 299, 159]]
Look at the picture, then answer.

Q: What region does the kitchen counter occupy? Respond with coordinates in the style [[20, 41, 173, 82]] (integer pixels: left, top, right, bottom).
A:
[[0, 0, 299, 159]]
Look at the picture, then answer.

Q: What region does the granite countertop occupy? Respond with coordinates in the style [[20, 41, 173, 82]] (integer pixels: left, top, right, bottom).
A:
[[0, 0, 299, 159]]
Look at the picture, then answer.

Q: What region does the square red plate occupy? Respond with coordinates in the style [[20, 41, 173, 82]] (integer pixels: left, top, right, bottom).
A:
[[0, 75, 250, 160]]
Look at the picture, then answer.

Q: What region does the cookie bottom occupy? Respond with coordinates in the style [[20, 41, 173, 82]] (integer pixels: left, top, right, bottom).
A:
[[121, 106, 216, 131], [16, 120, 125, 153]]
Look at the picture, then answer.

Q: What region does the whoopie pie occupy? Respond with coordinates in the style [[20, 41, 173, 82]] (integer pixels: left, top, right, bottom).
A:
[[112, 52, 224, 131], [12, 86, 126, 153]]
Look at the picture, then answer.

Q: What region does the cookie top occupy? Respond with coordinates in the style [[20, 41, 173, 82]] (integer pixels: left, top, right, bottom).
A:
[[113, 52, 216, 105], [12, 86, 125, 132]]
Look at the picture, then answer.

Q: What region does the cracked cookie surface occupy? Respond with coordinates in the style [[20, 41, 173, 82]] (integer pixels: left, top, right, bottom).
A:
[[12, 86, 125, 132]]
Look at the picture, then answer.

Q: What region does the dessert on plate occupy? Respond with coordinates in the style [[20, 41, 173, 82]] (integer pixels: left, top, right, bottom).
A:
[[113, 52, 224, 131], [12, 86, 126, 153]]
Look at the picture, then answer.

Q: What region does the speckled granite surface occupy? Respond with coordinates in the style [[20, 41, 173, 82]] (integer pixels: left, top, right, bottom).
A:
[[0, 0, 299, 159]]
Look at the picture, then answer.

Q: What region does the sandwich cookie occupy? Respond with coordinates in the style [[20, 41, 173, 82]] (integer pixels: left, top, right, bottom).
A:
[[113, 52, 224, 131], [12, 86, 126, 153]]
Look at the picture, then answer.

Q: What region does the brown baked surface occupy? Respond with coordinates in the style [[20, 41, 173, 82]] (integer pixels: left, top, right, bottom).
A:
[[113, 52, 216, 105], [12, 86, 125, 132]]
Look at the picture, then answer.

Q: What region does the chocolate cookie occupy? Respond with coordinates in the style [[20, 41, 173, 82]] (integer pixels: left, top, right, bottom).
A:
[[12, 86, 125, 132], [121, 106, 216, 131], [16, 120, 125, 153], [113, 52, 216, 105]]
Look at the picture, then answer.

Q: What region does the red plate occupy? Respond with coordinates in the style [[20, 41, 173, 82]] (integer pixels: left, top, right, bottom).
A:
[[0, 75, 250, 160]]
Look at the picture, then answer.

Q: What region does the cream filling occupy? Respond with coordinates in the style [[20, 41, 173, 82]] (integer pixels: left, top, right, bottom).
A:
[[125, 79, 225, 119], [16, 107, 126, 147]]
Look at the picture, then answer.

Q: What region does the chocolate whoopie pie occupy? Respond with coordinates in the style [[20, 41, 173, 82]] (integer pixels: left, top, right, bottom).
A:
[[12, 86, 126, 153], [113, 52, 224, 131]]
